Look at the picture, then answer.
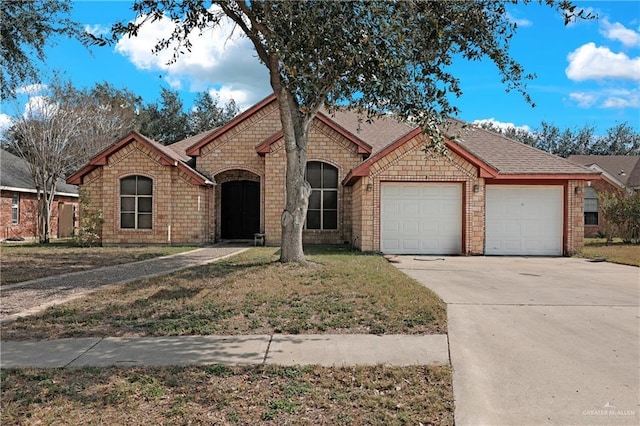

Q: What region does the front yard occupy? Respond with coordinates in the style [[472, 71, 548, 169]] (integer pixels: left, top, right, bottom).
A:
[[0, 241, 195, 286], [578, 239, 640, 267], [1, 247, 446, 340], [1, 246, 453, 424]]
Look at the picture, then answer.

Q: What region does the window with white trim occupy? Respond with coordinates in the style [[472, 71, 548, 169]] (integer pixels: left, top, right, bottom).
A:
[[584, 186, 598, 225], [11, 193, 19, 224], [120, 176, 152, 229], [305, 161, 338, 230]]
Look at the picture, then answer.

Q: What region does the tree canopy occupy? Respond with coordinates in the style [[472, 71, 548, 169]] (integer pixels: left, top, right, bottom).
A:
[[476, 121, 640, 157], [0, 0, 88, 100]]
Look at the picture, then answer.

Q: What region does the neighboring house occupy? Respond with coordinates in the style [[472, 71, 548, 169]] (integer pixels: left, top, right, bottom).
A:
[[68, 95, 598, 256], [568, 155, 640, 237], [1, 149, 79, 240]]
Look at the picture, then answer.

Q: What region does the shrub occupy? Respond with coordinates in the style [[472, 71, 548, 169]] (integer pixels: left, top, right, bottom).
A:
[[599, 191, 640, 244], [74, 189, 104, 247]]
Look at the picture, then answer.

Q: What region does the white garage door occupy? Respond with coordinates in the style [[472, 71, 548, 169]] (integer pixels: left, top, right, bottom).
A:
[[381, 183, 462, 254], [486, 185, 563, 256]]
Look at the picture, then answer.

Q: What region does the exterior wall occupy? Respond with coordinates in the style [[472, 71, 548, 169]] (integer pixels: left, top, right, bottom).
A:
[[567, 180, 585, 255], [357, 136, 484, 254], [1, 190, 77, 240], [80, 140, 210, 245], [583, 179, 625, 238], [197, 104, 363, 246], [263, 119, 364, 245]]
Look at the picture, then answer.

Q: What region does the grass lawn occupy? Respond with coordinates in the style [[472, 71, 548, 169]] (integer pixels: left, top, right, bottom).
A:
[[1, 246, 447, 340], [1, 247, 453, 424], [1, 364, 453, 425], [0, 240, 196, 286], [578, 239, 640, 267]]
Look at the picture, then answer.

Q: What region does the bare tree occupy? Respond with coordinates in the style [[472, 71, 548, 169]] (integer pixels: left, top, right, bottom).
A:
[[6, 82, 139, 243]]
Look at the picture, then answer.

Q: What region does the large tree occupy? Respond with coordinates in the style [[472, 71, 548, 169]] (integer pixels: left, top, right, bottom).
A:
[[0, 0, 87, 100], [4, 81, 141, 243], [189, 92, 240, 135], [139, 87, 190, 144], [111, 0, 588, 263]]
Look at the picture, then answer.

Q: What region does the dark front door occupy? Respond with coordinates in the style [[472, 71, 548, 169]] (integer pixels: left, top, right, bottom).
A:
[[221, 180, 260, 239]]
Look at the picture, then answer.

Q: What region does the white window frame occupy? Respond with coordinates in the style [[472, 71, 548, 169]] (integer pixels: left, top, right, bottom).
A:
[[11, 193, 19, 224], [584, 187, 598, 226]]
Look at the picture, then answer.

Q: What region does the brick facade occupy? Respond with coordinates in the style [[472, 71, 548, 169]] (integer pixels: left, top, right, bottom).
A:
[[582, 178, 624, 238], [72, 97, 590, 255], [1, 190, 77, 240], [82, 140, 211, 245]]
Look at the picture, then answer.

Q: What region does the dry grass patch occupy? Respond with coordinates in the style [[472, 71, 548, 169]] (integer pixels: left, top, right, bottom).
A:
[[1, 364, 453, 425], [1, 247, 447, 340], [0, 241, 196, 286], [578, 239, 640, 267]]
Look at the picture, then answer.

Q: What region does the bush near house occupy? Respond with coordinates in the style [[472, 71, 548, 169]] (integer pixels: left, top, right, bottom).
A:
[[599, 191, 640, 244]]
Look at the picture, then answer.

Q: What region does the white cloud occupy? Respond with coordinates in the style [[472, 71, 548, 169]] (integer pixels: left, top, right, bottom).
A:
[[84, 24, 110, 37], [208, 86, 251, 109], [23, 96, 58, 119], [600, 19, 640, 47], [568, 88, 639, 109], [16, 84, 47, 95], [569, 92, 597, 108], [0, 113, 13, 136], [115, 10, 270, 109], [505, 12, 532, 28], [565, 42, 640, 81], [472, 118, 531, 133]]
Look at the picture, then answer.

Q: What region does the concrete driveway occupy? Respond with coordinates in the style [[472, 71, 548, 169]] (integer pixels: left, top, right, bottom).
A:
[[394, 256, 639, 426]]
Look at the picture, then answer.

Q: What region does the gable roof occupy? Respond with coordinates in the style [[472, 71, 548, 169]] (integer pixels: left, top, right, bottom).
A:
[[255, 110, 374, 156], [344, 119, 599, 185], [186, 94, 278, 156], [66, 132, 213, 186], [448, 122, 597, 177], [568, 155, 640, 189], [1, 149, 78, 196]]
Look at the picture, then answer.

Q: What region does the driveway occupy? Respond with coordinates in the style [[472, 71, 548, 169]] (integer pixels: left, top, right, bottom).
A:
[[394, 256, 639, 426]]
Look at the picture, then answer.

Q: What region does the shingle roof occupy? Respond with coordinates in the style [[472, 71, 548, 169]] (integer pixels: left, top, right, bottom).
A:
[[568, 155, 640, 189], [167, 128, 218, 161], [1, 149, 78, 195], [320, 108, 416, 153], [446, 121, 595, 175]]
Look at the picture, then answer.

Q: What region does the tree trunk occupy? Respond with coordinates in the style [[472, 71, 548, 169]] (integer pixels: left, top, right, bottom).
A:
[[277, 90, 311, 263]]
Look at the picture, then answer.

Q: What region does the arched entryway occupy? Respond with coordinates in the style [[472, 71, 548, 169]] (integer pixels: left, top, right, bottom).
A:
[[221, 180, 260, 239], [215, 169, 262, 240]]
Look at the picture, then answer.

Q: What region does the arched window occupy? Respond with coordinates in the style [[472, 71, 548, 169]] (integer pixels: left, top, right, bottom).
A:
[[584, 186, 598, 225], [120, 176, 152, 229], [305, 161, 338, 230]]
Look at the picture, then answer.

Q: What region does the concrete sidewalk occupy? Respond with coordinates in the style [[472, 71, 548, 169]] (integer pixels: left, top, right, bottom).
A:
[[0, 334, 449, 368]]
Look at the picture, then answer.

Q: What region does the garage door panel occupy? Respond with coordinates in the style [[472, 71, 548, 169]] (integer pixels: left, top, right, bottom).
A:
[[486, 185, 563, 256], [381, 183, 462, 255]]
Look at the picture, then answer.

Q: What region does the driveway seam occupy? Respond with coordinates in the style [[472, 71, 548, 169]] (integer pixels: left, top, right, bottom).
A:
[[262, 334, 274, 365], [64, 337, 104, 368]]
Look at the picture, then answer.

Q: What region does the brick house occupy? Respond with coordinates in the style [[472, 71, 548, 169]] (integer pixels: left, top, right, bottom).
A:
[[1, 149, 78, 240], [568, 155, 639, 237], [68, 95, 598, 255]]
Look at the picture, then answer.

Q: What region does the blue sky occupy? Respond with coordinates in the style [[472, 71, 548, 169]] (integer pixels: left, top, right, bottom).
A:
[[1, 0, 639, 136]]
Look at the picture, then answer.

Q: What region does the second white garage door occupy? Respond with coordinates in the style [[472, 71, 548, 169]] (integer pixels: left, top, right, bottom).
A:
[[485, 185, 563, 256], [381, 183, 462, 254]]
